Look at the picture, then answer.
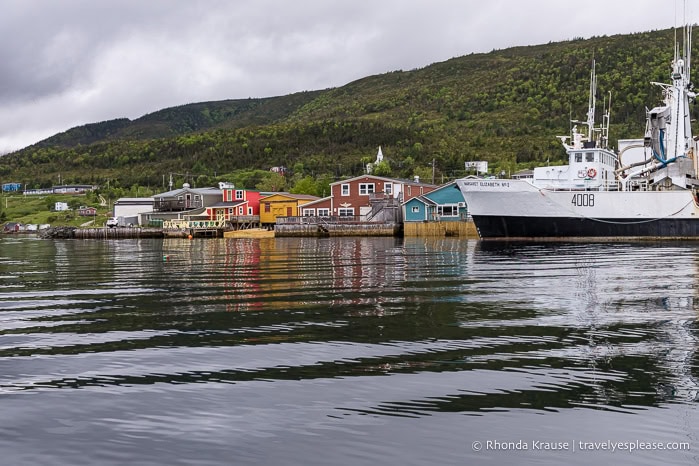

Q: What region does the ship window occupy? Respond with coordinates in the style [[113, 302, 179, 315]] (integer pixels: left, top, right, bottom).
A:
[[575, 153, 582, 162], [586, 153, 594, 162]]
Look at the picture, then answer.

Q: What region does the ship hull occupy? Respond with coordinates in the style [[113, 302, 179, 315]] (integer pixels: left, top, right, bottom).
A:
[[456, 179, 699, 240], [471, 215, 699, 240]]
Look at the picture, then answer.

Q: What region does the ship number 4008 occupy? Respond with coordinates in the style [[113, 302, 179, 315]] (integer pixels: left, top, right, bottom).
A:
[[571, 193, 595, 207]]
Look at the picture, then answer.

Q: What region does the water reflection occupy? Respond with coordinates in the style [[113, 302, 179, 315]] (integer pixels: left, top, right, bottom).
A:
[[0, 236, 697, 465]]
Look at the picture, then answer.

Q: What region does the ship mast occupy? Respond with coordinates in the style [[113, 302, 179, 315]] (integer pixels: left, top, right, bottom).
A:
[[587, 60, 596, 146], [563, 59, 605, 151]]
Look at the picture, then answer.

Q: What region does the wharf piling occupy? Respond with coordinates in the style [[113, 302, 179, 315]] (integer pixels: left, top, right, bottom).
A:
[[403, 221, 478, 238], [275, 222, 401, 237], [40, 227, 165, 239]]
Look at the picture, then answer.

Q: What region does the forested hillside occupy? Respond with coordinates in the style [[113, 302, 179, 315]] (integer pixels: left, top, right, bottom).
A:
[[0, 27, 696, 194]]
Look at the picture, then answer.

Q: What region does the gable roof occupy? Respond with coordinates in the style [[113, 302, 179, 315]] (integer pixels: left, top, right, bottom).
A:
[[426, 181, 458, 193], [115, 197, 155, 204], [330, 174, 436, 187], [154, 186, 222, 198], [259, 193, 320, 201], [403, 195, 437, 207], [208, 200, 247, 208], [298, 196, 331, 207]]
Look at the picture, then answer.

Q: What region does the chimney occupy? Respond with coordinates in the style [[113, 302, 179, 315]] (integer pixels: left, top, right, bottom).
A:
[[414, 175, 420, 183]]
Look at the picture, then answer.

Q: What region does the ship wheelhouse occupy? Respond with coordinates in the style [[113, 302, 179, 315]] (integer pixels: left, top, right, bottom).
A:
[[530, 146, 618, 191], [568, 147, 618, 190]]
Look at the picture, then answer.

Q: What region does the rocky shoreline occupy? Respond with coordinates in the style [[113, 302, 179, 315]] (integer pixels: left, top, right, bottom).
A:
[[38, 227, 77, 239]]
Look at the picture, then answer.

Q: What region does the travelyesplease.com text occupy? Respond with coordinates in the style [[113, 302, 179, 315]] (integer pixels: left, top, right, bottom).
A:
[[471, 439, 690, 453]]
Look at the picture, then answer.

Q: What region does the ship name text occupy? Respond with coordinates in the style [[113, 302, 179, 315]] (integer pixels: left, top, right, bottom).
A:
[[461, 181, 511, 188]]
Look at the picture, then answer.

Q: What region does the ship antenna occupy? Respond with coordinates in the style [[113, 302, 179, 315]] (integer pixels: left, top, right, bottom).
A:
[[687, 0, 692, 84], [602, 91, 612, 150], [587, 59, 596, 145]]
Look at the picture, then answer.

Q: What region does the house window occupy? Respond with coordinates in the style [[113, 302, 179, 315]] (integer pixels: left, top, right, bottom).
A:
[[384, 183, 392, 195], [302, 208, 315, 216], [264, 203, 271, 213], [359, 183, 375, 195], [437, 205, 459, 217], [228, 208, 233, 214], [248, 207, 253, 215], [341, 184, 350, 196], [318, 208, 330, 216], [236, 190, 244, 200], [338, 208, 354, 216], [411, 206, 420, 213], [239, 206, 244, 215]]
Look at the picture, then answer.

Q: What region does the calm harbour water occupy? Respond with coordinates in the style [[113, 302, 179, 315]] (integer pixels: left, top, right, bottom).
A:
[[0, 235, 697, 465]]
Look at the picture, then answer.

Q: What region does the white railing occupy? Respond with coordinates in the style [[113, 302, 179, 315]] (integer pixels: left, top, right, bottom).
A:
[[163, 219, 226, 230]]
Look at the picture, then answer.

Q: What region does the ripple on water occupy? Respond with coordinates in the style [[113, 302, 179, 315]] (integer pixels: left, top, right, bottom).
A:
[[0, 238, 697, 465]]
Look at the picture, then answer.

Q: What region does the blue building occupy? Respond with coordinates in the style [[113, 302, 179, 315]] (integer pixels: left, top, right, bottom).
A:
[[2, 183, 21, 192], [403, 181, 467, 222]]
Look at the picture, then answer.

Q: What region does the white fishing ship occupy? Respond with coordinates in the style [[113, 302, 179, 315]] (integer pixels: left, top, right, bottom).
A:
[[456, 25, 699, 240]]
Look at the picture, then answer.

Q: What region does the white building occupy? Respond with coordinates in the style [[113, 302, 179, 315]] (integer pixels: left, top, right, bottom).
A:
[[113, 197, 155, 226]]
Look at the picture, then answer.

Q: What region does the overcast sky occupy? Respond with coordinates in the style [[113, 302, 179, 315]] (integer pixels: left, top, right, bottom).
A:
[[0, 0, 694, 154]]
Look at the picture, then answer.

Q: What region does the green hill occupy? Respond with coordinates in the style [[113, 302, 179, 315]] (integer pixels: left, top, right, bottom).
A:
[[0, 27, 694, 191]]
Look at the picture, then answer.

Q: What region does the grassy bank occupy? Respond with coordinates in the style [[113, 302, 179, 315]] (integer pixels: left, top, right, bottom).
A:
[[0, 193, 113, 227]]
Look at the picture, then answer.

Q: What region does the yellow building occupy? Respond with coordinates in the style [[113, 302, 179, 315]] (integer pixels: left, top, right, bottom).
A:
[[259, 193, 319, 226]]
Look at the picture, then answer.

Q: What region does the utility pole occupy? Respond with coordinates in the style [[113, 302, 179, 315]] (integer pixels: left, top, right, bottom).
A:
[[432, 158, 435, 185]]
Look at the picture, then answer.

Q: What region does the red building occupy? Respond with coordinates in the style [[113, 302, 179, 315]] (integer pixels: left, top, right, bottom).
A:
[[299, 175, 437, 217], [77, 206, 97, 216], [205, 185, 267, 221]]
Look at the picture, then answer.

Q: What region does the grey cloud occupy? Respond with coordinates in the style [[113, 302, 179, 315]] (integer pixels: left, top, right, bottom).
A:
[[0, 0, 690, 153]]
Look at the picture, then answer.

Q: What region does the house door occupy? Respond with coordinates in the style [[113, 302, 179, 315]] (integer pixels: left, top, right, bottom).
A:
[[185, 194, 192, 208], [286, 207, 293, 216], [216, 210, 225, 222]]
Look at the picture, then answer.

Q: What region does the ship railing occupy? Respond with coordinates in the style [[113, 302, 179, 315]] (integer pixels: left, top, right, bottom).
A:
[[624, 179, 649, 191], [542, 179, 623, 191]]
